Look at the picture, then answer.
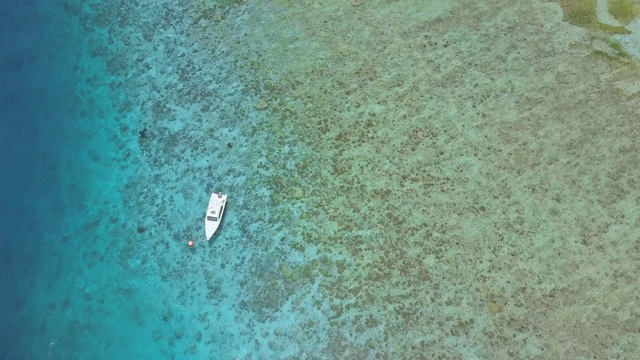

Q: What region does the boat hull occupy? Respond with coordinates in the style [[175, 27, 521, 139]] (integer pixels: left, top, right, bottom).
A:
[[205, 192, 227, 240]]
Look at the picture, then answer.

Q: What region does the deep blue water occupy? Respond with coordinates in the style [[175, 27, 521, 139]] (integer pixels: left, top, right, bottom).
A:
[[0, 0, 86, 357]]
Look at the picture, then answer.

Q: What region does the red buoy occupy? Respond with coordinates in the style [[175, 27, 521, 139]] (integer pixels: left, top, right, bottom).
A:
[[188, 241, 194, 247]]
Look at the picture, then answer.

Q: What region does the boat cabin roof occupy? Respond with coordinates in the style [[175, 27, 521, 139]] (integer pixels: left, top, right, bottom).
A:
[[207, 196, 225, 218]]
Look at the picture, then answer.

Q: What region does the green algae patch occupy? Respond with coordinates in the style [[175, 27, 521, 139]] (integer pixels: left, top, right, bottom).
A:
[[561, 0, 631, 34], [590, 37, 636, 64], [609, 0, 640, 24], [606, 37, 632, 56], [562, 0, 597, 27], [598, 22, 632, 34]]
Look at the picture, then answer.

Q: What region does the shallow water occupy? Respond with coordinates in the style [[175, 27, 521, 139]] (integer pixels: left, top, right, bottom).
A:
[[2, 0, 640, 359]]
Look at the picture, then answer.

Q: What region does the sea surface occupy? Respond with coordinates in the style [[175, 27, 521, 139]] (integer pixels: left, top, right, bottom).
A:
[[2, 0, 640, 359]]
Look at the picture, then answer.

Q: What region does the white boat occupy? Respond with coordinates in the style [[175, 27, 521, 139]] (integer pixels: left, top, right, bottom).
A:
[[205, 192, 227, 240]]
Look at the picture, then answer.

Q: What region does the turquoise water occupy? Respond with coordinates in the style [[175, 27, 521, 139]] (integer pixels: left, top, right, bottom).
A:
[[3, 0, 640, 359], [1, 1, 290, 358]]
